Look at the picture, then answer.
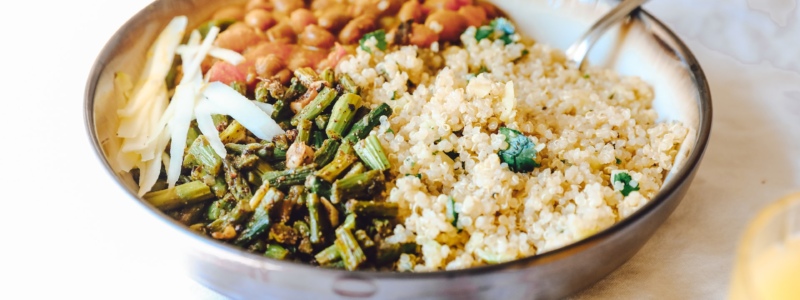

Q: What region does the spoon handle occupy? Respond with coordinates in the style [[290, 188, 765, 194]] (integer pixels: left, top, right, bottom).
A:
[[565, 0, 649, 71]]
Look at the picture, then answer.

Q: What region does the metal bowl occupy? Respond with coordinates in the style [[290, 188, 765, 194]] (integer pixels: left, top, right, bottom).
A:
[[84, 0, 712, 298]]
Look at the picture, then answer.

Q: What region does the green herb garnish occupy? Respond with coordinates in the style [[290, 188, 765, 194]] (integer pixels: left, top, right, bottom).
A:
[[359, 29, 387, 53], [498, 127, 539, 173], [612, 171, 640, 196], [475, 18, 516, 45]]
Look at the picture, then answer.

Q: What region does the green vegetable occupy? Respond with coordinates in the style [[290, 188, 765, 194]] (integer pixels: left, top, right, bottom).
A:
[[331, 169, 384, 204], [264, 244, 290, 260], [291, 87, 338, 126], [306, 193, 325, 245], [475, 17, 515, 45], [184, 135, 222, 175], [315, 244, 342, 266], [334, 227, 367, 270], [445, 196, 458, 228], [234, 187, 283, 246], [354, 135, 390, 171], [197, 19, 236, 38], [296, 119, 313, 144], [305, 175, 331, 199], [498, 127, 539, 173], [313, 139, 341, 168], [359, 29, 387, 53], [616, 157, 622, 165], [316, 153, 357, 182], [261, 164, 317, 190], [612, 171, 640, 196], [345, 200, 398, 218], [144, 181, 215, 210], [376, 242, 418, 265], [344, 103, 393, 142], [326, 93, 363, 139], [339, 74, 360, 95]]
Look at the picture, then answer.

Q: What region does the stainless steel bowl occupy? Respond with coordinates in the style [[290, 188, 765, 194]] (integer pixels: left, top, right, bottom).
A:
[[84, 0, 712, 298]]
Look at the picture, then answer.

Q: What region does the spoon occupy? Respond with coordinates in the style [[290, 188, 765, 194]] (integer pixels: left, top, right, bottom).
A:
[[565, 0, 649, 71]]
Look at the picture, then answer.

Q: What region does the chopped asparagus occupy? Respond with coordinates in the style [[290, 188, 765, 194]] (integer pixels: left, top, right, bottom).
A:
[[296, 119, 313, 144], [326, 93, 362, 139], [314, 139, 341, 167], [331, 169, 384, 204], [345, 200, 398, 218], [220, 120, 247, 144], [307, 193, 325, 245], [144, 181, 215, 210], [316, 153, 357, 182], [320, 68, 335, 87], [353, 135, 390, 171], [264, 244, 290, 260], [344, 103, 393, 142], [261, 164, 317, 190], [315, 244, 342, 266], [291, 87, 338, 126], [184, 135, 222, 175], [335, 227, 367, 270], [234, 187, 283, 245], [338, 73, 360, 95]]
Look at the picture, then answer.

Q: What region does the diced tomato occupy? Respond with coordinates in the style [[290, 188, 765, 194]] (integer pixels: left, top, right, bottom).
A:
[[207, 61, 247, 85]]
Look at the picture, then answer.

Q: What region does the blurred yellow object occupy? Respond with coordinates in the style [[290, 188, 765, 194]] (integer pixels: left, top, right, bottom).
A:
[[730, 192, 800, 300]]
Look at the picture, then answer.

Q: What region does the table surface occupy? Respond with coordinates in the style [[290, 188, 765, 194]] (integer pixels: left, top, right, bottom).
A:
[[4, 0, 799, 298]]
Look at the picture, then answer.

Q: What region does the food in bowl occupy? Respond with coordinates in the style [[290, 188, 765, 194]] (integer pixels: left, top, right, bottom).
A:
[[111, 0, 689, 272]]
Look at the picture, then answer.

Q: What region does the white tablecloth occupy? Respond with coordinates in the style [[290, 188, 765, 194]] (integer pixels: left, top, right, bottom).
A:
[[4, 0, 799, 298]]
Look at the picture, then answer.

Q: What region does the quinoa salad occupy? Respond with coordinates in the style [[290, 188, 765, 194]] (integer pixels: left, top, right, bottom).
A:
[[112, 0, 689, 272]]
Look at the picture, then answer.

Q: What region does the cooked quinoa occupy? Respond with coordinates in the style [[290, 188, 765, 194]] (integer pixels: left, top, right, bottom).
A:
[[337, 28, 689, 271]]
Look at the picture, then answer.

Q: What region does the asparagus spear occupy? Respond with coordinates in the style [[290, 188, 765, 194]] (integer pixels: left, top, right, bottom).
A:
[[254, 78, 285, 103], [294, 67, 322, 87], [338, 73, 360, 95], [315, 244, 342, 266], [314, 114, 330, 130], [296, 119, 313, 144], [313, 139, 341, 167], [320, 196, 340, 228], [261, 164, 317, 190], [264, 244, 290, 260], [306, 193, 325, 245], [331, 169, 384, 204], [184, 135, 222, 175], [345, 162, 366, 177], [234, 187, 283, 246], [326, 93, 362, 139], [223, 158, 252, 202], [316, 153, 357, 182], [291, 87, 338, 126], [271, 99, 294, 121], [305, 175, 331, 199], [278, 185, 304, 224], [354, 229, 375, 249], [335, 227, 367, 270], [283, 77, 307, 102], [220, 120, 247, 144], [353, 135, 391, 171], [144, 181, 215, 210], [376, 242, 418, 265], [320, 68, 335, 87], [344, 103, 393, 142], [269, 223, 300, 245], [345, 200, 398, 218], [173, 203, 207, 225], [229, 81, 247, 96], [340, 214, 356, 231]]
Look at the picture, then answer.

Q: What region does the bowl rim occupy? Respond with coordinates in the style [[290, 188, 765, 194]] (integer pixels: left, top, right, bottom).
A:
[[84, 1, 712, 280]]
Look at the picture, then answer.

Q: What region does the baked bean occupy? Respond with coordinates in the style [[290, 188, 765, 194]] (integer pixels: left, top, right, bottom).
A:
[[266, 22, 296, 42], [246, 0, 273, 11], [398, 1, 425, 23], [255, 54, 285, 77], [352, 0, 403, 18], [317, 6, 351, 33], [339, 15, 377, 44], [457, 5, 487, 28], [311, 0, 338, 10], [299, 25, 336, 49], [290, 9, 317, 33], [212, 6, 245, 21], [275, 69, 292, 85], [477, 1, 499, 19], [425, 10, 467, 42], [245, 9, 277, 31], [409, 23, 438, 47], [214, 23, 265, 53], [271, 0, 304, 14]]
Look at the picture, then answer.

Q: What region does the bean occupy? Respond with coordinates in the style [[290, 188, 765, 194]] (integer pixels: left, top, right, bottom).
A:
[[275, 69, 293, 85], [457, 5, 487, 28], [246, 0, 274, 11], [425, 10, 467, 42], [266, 22, 296, 43], [477, 2, 500, 19], [255, 54, 285, 77], [317, 6, 351, 33], [213, 6, 245, 21], [409, 23, 438, 47], [214, 23, 265, 53], [352, 0, 402, 18], [290, 8, 317, 33], [245, 9, 277, 31], [300, 25, 336, 49], [398, 1, 424, 23], [339, 15, 376, 44], [311, 0, 338, 10], [271, 0, 304, 14]]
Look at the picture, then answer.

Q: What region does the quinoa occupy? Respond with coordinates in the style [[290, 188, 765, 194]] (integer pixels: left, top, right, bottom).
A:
[[337, 27, 689, 271]]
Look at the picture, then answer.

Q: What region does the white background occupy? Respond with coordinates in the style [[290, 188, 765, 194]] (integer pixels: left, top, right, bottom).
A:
[[2, 0, 799, 299]]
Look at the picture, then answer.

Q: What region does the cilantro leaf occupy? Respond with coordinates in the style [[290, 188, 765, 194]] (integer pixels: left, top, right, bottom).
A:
[[498, 127, 539, 173], [446, 196, 459, 228], [359, 29, 387, 53], [612, 171, 640, 196], [474, 17, 516, 45]]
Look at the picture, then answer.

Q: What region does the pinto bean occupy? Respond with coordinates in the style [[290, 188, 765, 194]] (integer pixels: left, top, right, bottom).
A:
[[425, 10, 467, 42], [398, 1, 424, 23], [214, 23, 265, 53], [409, 23, 438, 47], [245, 9, 277, 31], [212, 6, 245, 21], [255, 54, 285, 77], [458, 5, 487, 28], [266, 22, 297, 43], [299, 25, 336, 49], [290, 8, 317, 33], [271, 0, 304, 14], [246, 0, 273, 11], [339, 15, 377, 44], [317, 6, 351, 32]]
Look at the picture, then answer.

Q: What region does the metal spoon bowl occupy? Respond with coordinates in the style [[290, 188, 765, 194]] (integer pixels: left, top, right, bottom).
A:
[[566, 0, 649, 70]]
